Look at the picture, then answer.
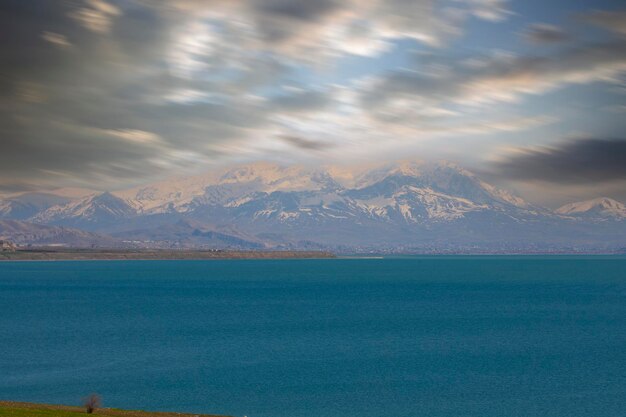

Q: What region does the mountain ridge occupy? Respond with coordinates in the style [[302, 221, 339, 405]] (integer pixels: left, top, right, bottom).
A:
[[1, 161, 624, 251], [0, 220, 120, 247]]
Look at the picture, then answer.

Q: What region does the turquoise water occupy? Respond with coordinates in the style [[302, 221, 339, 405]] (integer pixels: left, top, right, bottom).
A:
[[1, 257, 625, 417]]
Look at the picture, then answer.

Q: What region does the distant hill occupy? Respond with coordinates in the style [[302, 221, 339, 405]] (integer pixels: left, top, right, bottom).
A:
[[0, 220, 119, 248], [111, 219, 265, 249]]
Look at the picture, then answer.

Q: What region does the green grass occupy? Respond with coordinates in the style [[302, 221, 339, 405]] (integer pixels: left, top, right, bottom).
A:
[[0, 402, 229, 417]]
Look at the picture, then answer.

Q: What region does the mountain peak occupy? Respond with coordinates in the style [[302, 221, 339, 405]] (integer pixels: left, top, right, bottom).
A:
[[31, 191, 137, 226], [556, 197, 626, 218]]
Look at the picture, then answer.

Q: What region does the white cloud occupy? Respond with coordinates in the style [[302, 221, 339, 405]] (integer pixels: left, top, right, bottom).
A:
[[104, 129, 164, 145], [463, 0, 512, 22], [69, 0, 121, 33], [41, 31, 72, 48], [168, 18, 219, 78]]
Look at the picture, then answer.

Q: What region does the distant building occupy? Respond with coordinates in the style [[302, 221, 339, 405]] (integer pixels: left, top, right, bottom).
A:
[[0, 240, 17, 252]]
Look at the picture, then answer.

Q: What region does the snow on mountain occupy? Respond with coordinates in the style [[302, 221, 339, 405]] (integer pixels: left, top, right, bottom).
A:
[[475, 180, 531, 208], [329, 160, 449, 190], [217, 162, 341, 193], [411, 161, 532, 209], [556, 197, 626, 220], [32, 192, 137, 226], [355, 186, 486, 222], [112, 162, 341, 214], [113, 172, 220, 213], [334, 160, 533, 209]]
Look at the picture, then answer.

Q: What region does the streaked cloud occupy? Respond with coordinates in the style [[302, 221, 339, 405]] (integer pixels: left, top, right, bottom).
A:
[[0, 0, 625, 206], [361, 40, 626, 111], [103, 129, 164, 145]]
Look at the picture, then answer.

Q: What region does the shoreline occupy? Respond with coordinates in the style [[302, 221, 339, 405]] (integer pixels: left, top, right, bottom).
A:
[[0, 249, 336, 261], [1, 249, 624, 262]]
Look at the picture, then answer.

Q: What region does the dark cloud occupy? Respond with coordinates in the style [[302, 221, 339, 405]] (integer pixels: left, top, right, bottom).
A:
[[231, 0, 348, 48], [253, 0, 341, 22], [280, 135, 331, 150], [492, 138, 626, 183], [522, 24, 570, 44]]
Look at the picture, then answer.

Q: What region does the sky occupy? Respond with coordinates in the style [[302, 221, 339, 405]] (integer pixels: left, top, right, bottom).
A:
[[0, 0, 625, 206]]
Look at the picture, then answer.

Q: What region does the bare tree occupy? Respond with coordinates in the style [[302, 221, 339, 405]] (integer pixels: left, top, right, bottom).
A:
[[83, 393, 101, 414]]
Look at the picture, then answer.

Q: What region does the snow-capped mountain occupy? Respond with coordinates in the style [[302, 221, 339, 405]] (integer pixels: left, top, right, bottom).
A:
[[0, 193, 71, 220], [114, 162, 342, 214], [32, 192, 137, 228], [556, 197, 626, 220], [2, 161, 625, 251]]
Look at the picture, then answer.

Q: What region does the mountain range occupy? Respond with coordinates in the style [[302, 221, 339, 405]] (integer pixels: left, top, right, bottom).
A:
[[1, 161, 625, 253]]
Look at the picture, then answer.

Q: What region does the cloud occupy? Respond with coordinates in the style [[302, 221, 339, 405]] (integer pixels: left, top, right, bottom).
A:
[[251, 0, 468, 52], [103, 129, 164, 144], [68, 0, 121, 33], [0, 0, 620, 195], [270, 89, 333, 114], [579, 10, 626, 36], [464, 0, 512, 22], [280, 135, 331, 150], [491, 138, 626, 184], [0, 0, 279, 190], [41, 31, 72, 48], [522, 24, 570, 44], [155, 0, 510, 58], [360, 39, 626, 111], [249, 0, 346, 46], [421, 116, 555, 135]]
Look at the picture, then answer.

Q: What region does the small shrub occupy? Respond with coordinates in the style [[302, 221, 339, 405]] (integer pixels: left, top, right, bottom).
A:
[[83, 393, 101, 414]]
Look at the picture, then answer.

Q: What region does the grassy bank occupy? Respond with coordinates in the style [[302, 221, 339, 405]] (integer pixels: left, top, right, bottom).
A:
[[0, 402, 229, 417]]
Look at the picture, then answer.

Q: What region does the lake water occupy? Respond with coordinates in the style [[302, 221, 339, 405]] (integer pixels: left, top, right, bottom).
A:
[[1, 257, 625, 417]]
